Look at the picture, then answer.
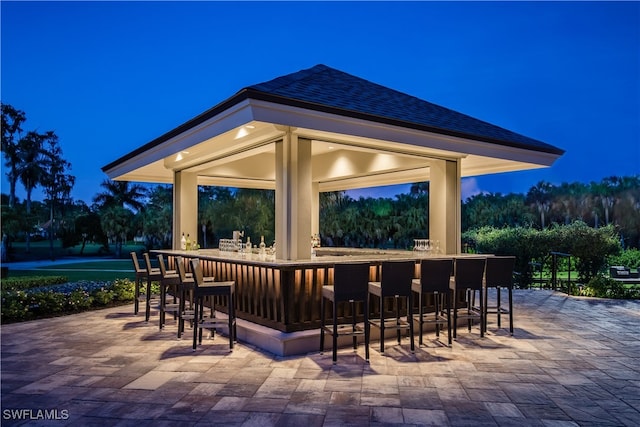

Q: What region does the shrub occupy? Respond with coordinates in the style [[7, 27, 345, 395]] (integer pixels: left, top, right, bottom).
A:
[[1, 276, 68, 291], [559, 222, 621, 282], [0, 278, 137, 323], [581, 275, 634, 299], [608, 248, 640, 269]]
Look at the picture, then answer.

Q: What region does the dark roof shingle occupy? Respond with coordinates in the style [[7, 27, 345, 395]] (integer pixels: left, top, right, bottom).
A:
[[245, 64, 563, 155]]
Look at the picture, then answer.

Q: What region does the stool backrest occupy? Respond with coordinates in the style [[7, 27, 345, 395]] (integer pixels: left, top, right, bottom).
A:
[[157, 254, 169, 276], [130, 252, 143, 273], [190, 258, 204, 288], [143, 252, 154, 274], [419, 258, 454, 292], [380, 260, 415, 297], [333, 263, 370, 301], [485, 256, 515, 289], [175, 256, 190, 282], [454, 257, 486, 290]]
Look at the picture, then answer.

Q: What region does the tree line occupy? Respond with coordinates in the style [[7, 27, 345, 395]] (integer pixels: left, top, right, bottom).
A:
[[2, 103, 639, 261]]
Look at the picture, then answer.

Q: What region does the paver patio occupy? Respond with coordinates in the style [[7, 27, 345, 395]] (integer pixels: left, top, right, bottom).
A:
[[1, 289, 639, 426]]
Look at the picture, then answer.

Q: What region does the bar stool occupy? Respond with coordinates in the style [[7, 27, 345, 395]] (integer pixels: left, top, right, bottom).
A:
[[320, 262, 371, 364], [368, 260, 415, 354], [130, 251, 148, 315], [142, 252, 163, 322], [157, 254, 181, 331], [483, 256, 516, 335], [412, 258, 454, 346], [451, 257, 487, 339], [176, 256, 208, 339], [189, 258, 237, 351]]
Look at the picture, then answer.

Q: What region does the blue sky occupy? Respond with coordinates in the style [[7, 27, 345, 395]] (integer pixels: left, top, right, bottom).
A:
[[2, 1, 638, 204]]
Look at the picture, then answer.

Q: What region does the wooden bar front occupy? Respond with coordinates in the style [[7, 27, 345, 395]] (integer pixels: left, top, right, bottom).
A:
[[153, 248, 473, 333]]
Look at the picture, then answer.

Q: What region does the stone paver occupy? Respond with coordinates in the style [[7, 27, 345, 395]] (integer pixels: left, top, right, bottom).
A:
[[1, 290, 639, 426]]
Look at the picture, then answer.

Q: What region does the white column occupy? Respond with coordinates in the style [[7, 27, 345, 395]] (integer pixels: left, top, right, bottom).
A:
[[429, 159, 461, 254], [173, 170, 198, 250], [311, 182, 320, 238], [275, 130, 312, 260]]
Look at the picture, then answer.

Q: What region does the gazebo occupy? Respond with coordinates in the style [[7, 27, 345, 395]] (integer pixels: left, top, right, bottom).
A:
[[102, 64, 564, 260]]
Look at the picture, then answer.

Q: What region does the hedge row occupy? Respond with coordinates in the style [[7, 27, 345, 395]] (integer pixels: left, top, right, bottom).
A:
[[1, 278, 137, 323], [463, 221, 622, 285]]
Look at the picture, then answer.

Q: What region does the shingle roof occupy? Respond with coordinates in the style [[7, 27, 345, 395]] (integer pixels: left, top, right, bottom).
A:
[[244, 64, 563, 155], [102, 64, 562, 173]]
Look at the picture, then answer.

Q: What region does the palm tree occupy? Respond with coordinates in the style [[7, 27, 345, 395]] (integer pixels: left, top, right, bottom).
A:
[[17, 131, 48, 253], [526, 181, 554, 229], [93, 180, 148, 211], [1, 103, 26, 208]]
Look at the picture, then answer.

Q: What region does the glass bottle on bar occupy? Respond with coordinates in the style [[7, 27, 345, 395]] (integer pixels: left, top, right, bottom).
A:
[[181, 233, 186, 250]]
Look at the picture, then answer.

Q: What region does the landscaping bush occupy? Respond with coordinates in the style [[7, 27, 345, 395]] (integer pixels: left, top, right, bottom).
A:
[[1, 278, 137, 323], [1, 276, 68, 291], [608, 248, 640, 269], [580, 274, 638, 299], [463, 221, 623, 286]]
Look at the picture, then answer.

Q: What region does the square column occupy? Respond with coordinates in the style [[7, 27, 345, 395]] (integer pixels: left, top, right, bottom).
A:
[[173, 170, 198, 249], [275, 131, 312, 260], [429, 159, 461, 254]]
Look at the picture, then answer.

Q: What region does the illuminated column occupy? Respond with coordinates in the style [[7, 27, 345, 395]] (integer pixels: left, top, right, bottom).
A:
[[275, 130, 312, 260], [311, 182, 320, 238], [173, 170, 198, 250], [429, 159, 461, 254]]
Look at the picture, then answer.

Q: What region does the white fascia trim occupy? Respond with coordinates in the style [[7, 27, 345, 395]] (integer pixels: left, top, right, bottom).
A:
[[247, 99, 561, 167], [104, 100, 255, 180]]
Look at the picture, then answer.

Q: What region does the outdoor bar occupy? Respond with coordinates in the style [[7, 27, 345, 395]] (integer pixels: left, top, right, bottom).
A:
[[153, 248, 481, 333], [103, 65, 564, 353]]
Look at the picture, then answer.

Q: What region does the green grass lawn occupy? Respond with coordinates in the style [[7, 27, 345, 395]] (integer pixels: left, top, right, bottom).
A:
[[5, 240, 146, 262], [6, 260, 136, 282]]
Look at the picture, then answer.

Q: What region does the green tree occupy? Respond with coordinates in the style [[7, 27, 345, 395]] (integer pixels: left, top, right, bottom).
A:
[[93, 180, 147, 211], [526, 181, 554, 229], [1, 103, 26, 208], [17, 131, 49, 253], [100, 205, 134, 258], [40, 135, 75, 260]]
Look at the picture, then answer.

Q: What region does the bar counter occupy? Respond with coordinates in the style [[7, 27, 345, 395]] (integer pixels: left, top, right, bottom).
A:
[[152, 248, 476, 333]]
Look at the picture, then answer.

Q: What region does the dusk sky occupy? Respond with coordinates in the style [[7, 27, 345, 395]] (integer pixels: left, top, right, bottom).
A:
[[2, 1, 638, 204]]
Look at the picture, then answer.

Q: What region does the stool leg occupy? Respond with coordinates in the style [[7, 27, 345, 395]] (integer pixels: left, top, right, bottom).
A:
[[446, 291, 452, 346], [434, 292, 440, 339], [479, 288, 485, 338], [145, 277, 152, 322], [418, 291, 424, 346], [453, 288, 458, 340], [408, 293, 415, 353], [508, 287, 514, 335], [351, 300, 357, 351], [228, 294, 234, 350], [332, 300, 338, 364], [497, 287, 502, 329], [395, 296, 401, 345], [192, 297, 199, 351], [364, 298, 370, 363], [134, 276, 140, 314], [320, 297, 325, 354], [379, 295, 385, 354]]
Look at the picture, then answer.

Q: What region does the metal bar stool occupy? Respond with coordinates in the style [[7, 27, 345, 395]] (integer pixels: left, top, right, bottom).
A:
[[451, 257, 487, 339], [190, 258, 237, 351], [157, 254, 181, 331], [130, 251, 148, 315], [142, 252, 163, 322], [412, 258, 454, 346], [320, 262, 371, 364], [368, 260, 415, 354], [484, 256, 516, 335]]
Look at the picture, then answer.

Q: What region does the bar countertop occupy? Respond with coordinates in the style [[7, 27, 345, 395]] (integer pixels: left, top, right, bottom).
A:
[[152, 247, 477, 268]]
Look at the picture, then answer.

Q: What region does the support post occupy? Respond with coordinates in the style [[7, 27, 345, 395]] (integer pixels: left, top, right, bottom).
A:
[[173, 170, 198, 249], [275, 130, 312, 260], [429, 159, 461, 254]]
